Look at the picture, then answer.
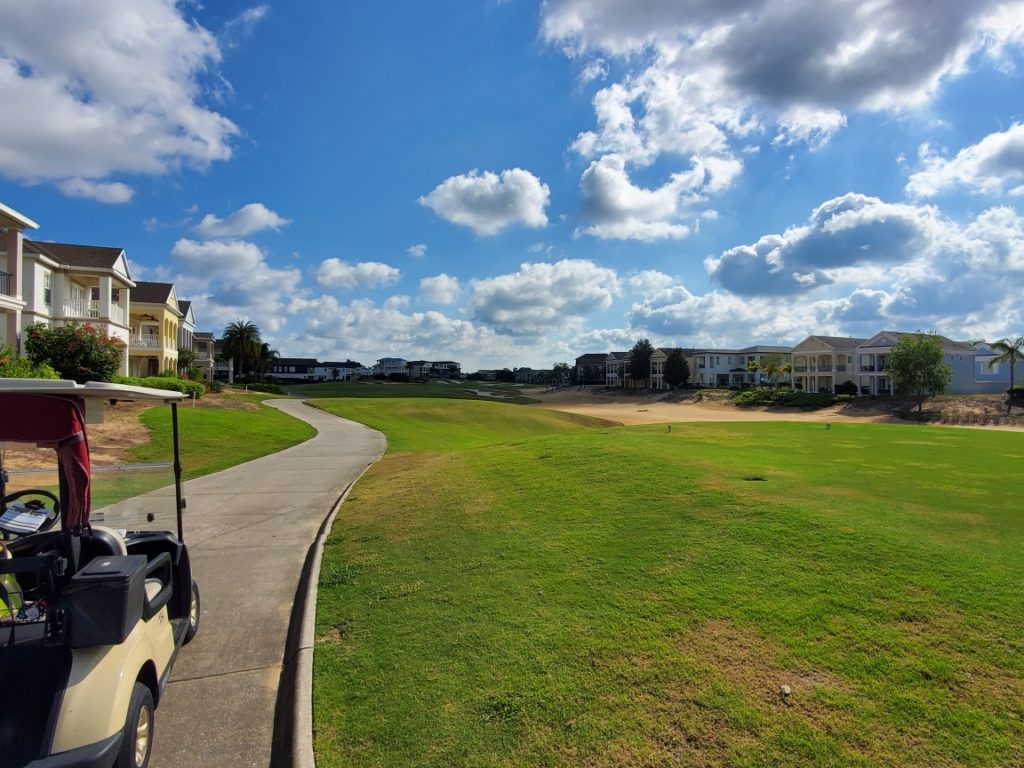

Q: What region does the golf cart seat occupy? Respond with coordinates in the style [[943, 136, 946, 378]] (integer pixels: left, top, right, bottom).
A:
[[82, 525, 128, 558]]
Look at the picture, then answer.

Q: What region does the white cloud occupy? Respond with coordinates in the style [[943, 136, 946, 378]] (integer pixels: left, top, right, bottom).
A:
[[420, 274, 460, 305], [470, 259, 620, 335], [906, 124, 1024, 198], [194, 203, 291, 238], [407, 243, 428, 258], [418, 168, 550, 235], [56, 177, 134, 204], [169, 238, 301, 336], [222, 5, 268, 48], [0, 0, 246, 188], [170, 239, 264, 274], [545, 0, 1024, 172], [577, 154, 740, 241], [628, 270, 675, 294], [316, 259, 401, 290], [705, 193, 942, 296]]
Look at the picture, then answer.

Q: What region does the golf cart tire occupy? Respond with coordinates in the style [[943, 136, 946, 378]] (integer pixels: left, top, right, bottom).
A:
[[116, 682, 154, 768], [184, 580, 201, 645]]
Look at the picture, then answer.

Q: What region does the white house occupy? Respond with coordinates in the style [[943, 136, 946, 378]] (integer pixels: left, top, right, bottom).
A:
[[791, 336, 864, 393]]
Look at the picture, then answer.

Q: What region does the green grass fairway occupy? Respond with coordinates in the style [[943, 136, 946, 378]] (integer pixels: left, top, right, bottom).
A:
[[313, 404, 1024, 767], [289, 380, 540, 404]]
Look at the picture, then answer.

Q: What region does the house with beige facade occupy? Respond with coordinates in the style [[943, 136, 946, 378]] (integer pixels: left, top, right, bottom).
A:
[[791, 336, 864, 393], [129, 282, 181, 377]]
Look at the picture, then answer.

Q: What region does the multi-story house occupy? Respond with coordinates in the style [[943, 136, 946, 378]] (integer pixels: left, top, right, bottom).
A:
[[430, 360, 461, 379], [0, 202, 39, 351], [177, 300, 196, 364], [737, 346, 792, 387], [574, 353, 607, 385], [374, 357, 408, 377], [269, 358, 319, 382], [650, 347, 699, 389], [690, 349, 745, 387], [605, 352, 627, 387], [316, 360, 363, 381], [193, 331, 216, 381], [855, 331, 1006, 396], [20, 239, 135, 376], [129, 282, 181, 377], [791, 336, 865, 393]]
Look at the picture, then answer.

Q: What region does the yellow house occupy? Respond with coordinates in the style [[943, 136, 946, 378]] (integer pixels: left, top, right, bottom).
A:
[[129, 281, 181, 377]]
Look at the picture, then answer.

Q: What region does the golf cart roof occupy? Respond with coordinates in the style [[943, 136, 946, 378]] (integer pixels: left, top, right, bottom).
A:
[[0, 379, 185, 402]]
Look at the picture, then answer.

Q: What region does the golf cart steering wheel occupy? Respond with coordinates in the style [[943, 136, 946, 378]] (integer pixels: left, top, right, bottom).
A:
[[1, 489, 61, 533]]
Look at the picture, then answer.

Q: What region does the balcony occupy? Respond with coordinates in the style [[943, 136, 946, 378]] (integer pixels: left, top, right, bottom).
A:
[[818, 364, 833, 372], [793, 365, 807, 372], [131, 333, 161, 349], [62, 299, 127, 326], [0, 271, 10, 296]]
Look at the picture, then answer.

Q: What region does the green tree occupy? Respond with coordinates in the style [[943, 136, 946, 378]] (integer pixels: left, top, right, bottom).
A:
[[178, 347, 197, 376], [254, 342, 279, 382], [663, 348, 690, 388], [760, 354, 787, 387], [745, 357, 760, 385], [221, 320, 262, 379], [987, 336, 1024, 389], [552, 362, 571, 386], [886, 332, 952, 412], [23, 323, 122, 382], [628, 338, 655, 388]]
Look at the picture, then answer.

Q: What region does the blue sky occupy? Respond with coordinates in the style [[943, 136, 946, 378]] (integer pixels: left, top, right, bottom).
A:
[[2, 0, 1024, 371]]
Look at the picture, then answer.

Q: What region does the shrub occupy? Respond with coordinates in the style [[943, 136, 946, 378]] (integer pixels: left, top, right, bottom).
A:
[[1009, 386, 1024, 400], [208, 379, 223, 393], [834, 381, 858, 395], [24, 323, 122, 382], [0, 344, 60, 379], [112, 375, 205, 398], [247, 383, 285, 394]]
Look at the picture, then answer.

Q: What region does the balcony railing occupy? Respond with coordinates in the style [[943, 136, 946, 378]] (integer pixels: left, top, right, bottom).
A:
[[818, 364, 833, 372], [0, 271, 10, 296], [62, 299, 128, 325], [793, 365, 807, 372], [131, 333, 161, 349]]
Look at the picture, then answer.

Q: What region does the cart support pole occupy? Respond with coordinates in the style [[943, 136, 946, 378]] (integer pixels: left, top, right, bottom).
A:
[[172, 402, 185, 543]]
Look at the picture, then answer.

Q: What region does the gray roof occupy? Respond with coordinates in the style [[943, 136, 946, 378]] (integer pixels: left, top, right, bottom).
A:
[[803, 335, 867, 349], [25, 239, 124, 269], [132, 281, 175, 305]]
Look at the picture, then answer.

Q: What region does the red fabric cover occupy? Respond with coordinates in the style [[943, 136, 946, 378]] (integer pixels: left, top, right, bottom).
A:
[[0, 394, 92, 527]]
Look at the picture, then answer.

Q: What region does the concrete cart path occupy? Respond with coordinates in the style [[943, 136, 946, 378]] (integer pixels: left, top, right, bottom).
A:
[[150, 399, 386, 768]]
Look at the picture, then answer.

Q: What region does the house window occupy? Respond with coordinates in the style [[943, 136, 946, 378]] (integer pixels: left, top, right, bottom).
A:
[[44, 272, 52, 306]]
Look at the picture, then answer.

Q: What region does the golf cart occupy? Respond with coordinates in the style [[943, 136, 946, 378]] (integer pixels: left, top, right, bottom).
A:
[[0, 379, 200, 768]]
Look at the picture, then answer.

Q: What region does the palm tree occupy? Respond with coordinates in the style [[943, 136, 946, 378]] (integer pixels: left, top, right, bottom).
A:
[[746, 358, 760, 386], [254, 342, 279, 383], [221, 320, 262, 380], [988, 336, 1024, 389]]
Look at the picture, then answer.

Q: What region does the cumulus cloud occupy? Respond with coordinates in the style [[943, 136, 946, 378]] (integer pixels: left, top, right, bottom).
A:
[[0, 0, 248, 190], [407, 243, 428, 258], [470, 259, 620, 335], [544, 0, 1024, 171], [169, 238, 301, 335], [316, 259, 401, 290], [706, 193, 940, 295], [906, 123, 1024, 198], [577, 154, 741, 241], [56, 177, 134, 204], [420, 274, 460, 305], [418, 168, 550, 235], [194, 203, 291, 238]]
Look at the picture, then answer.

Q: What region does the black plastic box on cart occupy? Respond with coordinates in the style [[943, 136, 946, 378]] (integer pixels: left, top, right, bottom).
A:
[[66, 555, 147, 647]]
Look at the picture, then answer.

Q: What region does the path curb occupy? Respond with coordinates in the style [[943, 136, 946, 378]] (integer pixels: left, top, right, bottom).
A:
[[271, 414, 383, 767]]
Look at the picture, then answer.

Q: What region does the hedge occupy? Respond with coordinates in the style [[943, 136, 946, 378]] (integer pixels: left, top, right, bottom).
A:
[[112, 375, 205, 398]]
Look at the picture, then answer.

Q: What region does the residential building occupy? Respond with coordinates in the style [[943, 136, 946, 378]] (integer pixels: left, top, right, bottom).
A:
[[605, 352, 627, 387], [575, 353, 607, 385], [212, 338, 233, 383], [316, 360, 363, 381], [690, 348, 744, 387], [430, 360, 461, 379], [20, 239, 135, 376], [193, 331, 216, 381], [737, 346, 792, 387], [791, 336, 865, 393], [514, 367, 542, 384], [269, 358, 319, 382], [650, 347, 697, 389], [177, 300, 196, 357], [0, 202, 39, 351], [855, 332, 1006, 396], [374, 357, 408, 377], [129, 282, 181, 377]]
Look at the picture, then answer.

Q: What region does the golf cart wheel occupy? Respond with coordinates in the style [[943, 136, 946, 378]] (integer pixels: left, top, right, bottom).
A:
[[184, 580, 201, 644], [116, 682, 154, 768]]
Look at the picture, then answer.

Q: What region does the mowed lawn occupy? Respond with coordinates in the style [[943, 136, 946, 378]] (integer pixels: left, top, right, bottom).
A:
[[312, 400, 1024, 768]]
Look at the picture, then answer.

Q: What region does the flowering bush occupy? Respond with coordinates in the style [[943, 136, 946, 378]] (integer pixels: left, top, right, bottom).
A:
[[24, 323, 123, 383], [0, 343, 59, 379]]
